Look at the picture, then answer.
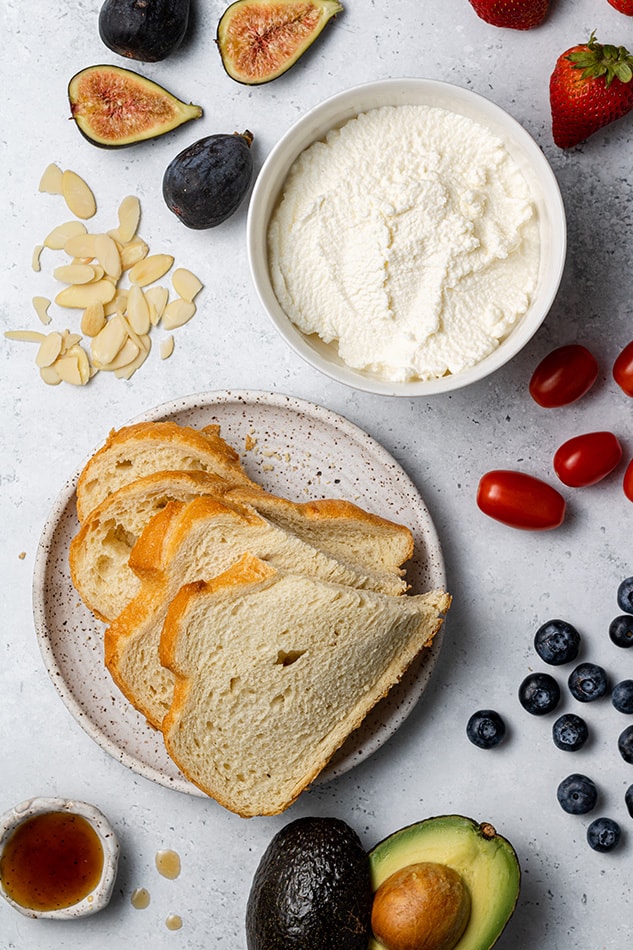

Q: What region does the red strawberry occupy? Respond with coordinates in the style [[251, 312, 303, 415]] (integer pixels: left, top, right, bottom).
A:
[[607, 0, 633, 14], [468, 0, 549, 29], [550, 34, 633, 147]]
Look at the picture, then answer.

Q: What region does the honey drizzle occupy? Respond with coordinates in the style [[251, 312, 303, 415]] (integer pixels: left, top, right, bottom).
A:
[[155, 849, 181, 880]]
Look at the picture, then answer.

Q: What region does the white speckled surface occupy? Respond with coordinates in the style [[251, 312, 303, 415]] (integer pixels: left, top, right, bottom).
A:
[[1, 1, 633, 947]]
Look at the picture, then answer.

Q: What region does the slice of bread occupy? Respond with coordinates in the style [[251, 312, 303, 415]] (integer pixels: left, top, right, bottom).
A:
[[105, 496, 410, 728], [160, 553, 450, 816], [69, 470, 238, 622], [223, 485, 414, 577], [75, 420, 256, 522], [70, 471, 414, 623]]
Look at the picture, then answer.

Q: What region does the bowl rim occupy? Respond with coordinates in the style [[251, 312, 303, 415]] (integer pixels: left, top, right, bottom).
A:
[[0, 797, 119, 919], [247, 76, 567, 397]]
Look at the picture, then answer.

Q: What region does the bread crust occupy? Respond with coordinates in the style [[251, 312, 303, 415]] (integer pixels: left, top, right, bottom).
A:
[[75, 420, 255, 522]]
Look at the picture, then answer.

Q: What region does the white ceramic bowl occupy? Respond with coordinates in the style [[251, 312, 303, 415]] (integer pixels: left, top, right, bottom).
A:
[[0, 797, 119, 919], [247, 78, 566, 397]]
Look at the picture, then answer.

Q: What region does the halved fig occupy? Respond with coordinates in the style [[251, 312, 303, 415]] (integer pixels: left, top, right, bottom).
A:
[[68, 65, 203, 148], [217, 0, 343, 85]]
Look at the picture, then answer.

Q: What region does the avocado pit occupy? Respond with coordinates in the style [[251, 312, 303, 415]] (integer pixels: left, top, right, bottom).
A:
[[371, 861, 470, 950]]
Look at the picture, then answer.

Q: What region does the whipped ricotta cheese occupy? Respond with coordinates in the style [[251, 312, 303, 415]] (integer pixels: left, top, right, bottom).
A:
[[268, 104, 541, 382]]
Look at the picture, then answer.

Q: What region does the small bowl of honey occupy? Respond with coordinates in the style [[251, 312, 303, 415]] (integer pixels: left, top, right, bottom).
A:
[[0, 797, 119, 919]]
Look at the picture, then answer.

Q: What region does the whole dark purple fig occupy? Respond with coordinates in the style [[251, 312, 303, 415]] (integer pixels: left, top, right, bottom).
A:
[[162, 131, 254, 229]]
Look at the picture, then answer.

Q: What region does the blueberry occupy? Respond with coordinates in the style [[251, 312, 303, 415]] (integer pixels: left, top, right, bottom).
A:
[[466, 709, 506, 749], [557, 773, 598, 814], [618, 725, 633, 764], [519, 672, 561, 715], [587, 817, 620, 852], [568, 662, 609, 702], [609, 615, 633, 648], [612, 680, 633, 714], [534, 619, 581, 665], [626, 784, 633, 819], [617, 576, 633, 614], [552, 713, 589, 751]]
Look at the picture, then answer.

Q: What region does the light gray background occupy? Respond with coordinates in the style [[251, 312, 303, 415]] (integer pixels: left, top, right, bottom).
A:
[[1, 0, 632, 947]]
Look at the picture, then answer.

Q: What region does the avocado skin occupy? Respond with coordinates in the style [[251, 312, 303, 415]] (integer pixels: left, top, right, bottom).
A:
[[98, 0, 190, 62], [162, 133, 253, 229], [246, 816, 372, 949]]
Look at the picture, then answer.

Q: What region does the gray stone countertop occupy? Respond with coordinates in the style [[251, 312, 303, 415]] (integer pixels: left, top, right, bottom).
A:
[[1, 1, 632, 947]]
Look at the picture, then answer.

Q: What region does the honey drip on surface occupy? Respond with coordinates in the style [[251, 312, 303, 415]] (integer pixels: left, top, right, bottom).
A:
[[131, 886, 151, 909], [155, 849, 181, 880], [0, 811, 103, 911], [166, 913, 183, 931]]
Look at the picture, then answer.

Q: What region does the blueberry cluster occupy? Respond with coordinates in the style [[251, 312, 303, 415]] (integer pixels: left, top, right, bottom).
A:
[[466, 576, 633, 852]]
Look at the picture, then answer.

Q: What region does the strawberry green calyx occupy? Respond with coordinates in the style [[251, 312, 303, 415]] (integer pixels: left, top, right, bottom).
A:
[[567, 33, 633, 86]]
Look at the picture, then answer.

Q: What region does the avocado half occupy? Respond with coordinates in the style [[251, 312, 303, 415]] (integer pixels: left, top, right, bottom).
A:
[[368, 815, 520, 950]]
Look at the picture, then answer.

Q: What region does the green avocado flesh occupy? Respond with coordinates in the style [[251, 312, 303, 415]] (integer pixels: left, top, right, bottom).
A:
[[369, 815, 520, 950]]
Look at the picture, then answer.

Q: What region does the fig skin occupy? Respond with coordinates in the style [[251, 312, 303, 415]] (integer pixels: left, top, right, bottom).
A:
[[68, 65, 202, 148], [162, 132, 254, 229], [371, 862, 471, 950], [99, 0, 190, 62], [217, 0, 343, 85]]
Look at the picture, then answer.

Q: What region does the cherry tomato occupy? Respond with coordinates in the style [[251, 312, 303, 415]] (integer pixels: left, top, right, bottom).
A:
[[553, 431, 622, 488], [529, 344, 598, 408], [624, 459, 633, 503], [613, 341, 633, 397], [477, 470, 566, 530]]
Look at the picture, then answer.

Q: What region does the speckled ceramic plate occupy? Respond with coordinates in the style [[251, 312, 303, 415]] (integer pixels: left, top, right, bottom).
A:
[[33, 391, 446, 797]]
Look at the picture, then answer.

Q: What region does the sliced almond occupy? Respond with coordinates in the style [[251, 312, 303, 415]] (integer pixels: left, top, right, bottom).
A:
[[64, 232, 98, 259], [94, 337, 140, 372], [88, 264, 105, 282], [172, 267, 203, 302], [62, 169, 97, 220], [162, 298, 196, 331], [40, 364, 62, 386], [120, 237, 149, 271], [4, 329, 47, 343], [160, 335, 175, 360], [54, 352, 84, 385], [117, 195, 141, 243], [32, 296, 52, 325], [118, 311, 146, 353], [91, 314, 128, 366], [95, 233, 122, 281], [72, 344, 92, 385], [32, 245, 44, 273], [104, 290, 128, 316], [126, 284, 151, 335], [53, 263, 96, 284], [129, 253, 174, 287], [114, 336, 151, 379], [144, 285, 169, 325], [44, 220, 87, 250], [81, 302, 106, 337], [39, 163, 64, 194], [55, 279, 116, 309], [36, 331, 64, 368]]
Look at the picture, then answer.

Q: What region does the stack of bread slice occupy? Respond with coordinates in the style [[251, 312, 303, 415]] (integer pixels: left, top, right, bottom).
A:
[[69, 420, 450, 816]]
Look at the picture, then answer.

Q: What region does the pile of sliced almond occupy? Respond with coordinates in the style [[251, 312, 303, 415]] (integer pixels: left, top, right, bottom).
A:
[[5, 164, 203, 386]]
